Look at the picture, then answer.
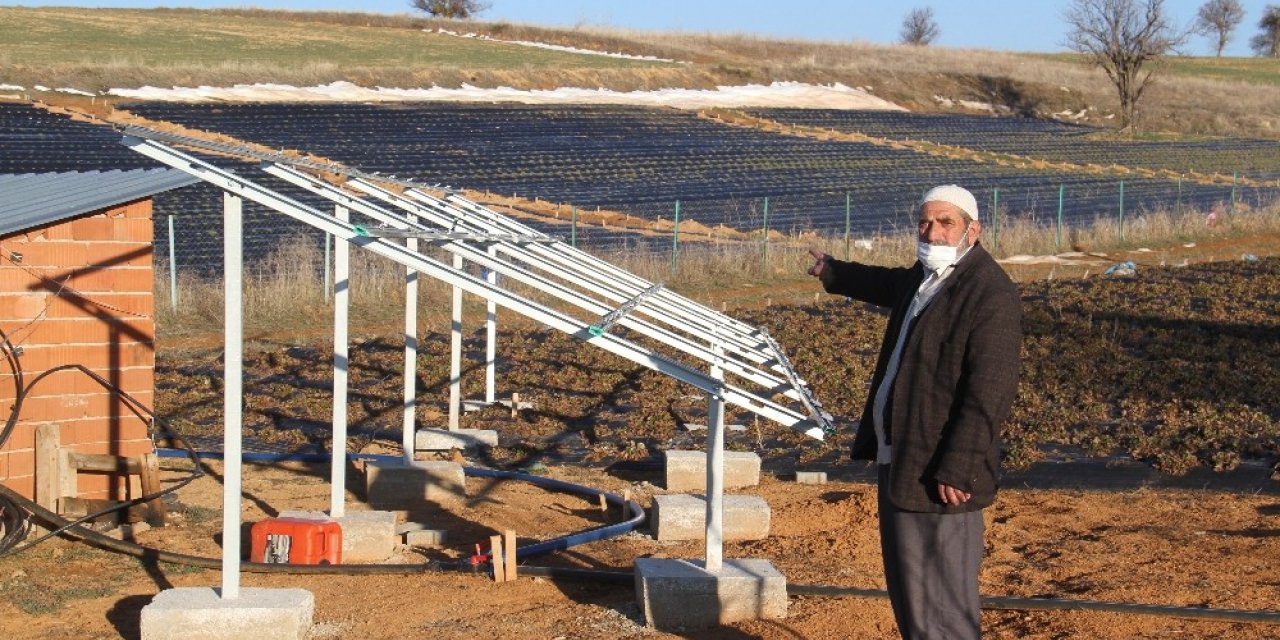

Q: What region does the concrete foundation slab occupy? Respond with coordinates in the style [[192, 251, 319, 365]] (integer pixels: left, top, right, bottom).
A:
[[651, 494, 770, 542], [664, 450, 760, 492], [415, 428, 498, 450], [795, 471, 827, 484], [365, 460, 466, 508], [277, 510, 398, 563], [140, 587, 313, 640], [634, 558, 786, 630]]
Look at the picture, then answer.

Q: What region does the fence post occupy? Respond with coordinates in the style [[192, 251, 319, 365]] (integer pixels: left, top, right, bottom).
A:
[[1118, 181, 1125, 242], [323, 232, 331, 304], [1177, 175, 1183, 210], [167, 214, 178, 310], [761, 197, 770, 271], [1231, 172, 1238, 215], [991, 188, 999, 254], [1056, 185, 1064, 253], [571, 205, 577, 248], [844, 192, 852, 259], [670, 200, 681, 281]]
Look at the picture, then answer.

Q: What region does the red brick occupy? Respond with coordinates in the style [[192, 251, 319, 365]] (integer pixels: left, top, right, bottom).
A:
[[2, 475, 34, 500], [73, 472, 116, 500], [68, 266, 153, 294], [18, 316, 155, 346], [0, 423, 35, 451], [58, 415, 149, 446], [12, 342, 155, 373], [0, 267, 44, 291], [0, 451, 8, 479], [113, 218, 154, 243], [46, 291, 154, 320], [84, 243, 152, 268], [0, 293, 49, 321], [123, 201, 153, 219], [117, 439, 155, 458], [2, 242, 89, 269], [5, 450, 33, 478], [71, 217, 117, 242], [42, 222, 75, 241]]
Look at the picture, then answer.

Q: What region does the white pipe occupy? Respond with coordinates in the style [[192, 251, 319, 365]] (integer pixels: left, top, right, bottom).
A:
[[220, 192, 243, 599], [403, 216, 419, 461], [330, 205, 350, 518], [485, 246, 497, 405], [449, 253, 463, 431], [704, 337, 725, 572], [167, 214, 177, 310]]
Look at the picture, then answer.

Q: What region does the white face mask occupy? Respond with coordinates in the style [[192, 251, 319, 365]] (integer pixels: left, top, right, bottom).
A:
[[916, 224, 971, 272]]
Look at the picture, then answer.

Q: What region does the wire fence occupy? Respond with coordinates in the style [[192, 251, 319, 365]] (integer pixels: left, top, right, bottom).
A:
[[154, 175, 1279, 297]]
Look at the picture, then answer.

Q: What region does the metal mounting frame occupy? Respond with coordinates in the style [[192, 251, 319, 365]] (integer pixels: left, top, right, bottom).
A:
[[121, 128, 836, 594]]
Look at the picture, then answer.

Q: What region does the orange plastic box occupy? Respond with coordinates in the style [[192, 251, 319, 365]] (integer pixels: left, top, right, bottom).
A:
[[250, 517, 342, 565]]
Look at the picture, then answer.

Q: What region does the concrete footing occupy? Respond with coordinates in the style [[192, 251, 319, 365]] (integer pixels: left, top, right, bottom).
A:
[[365, 460, 466, 508], [651, 494, 770, 541], [278, 510, 397, 563], [399, 522, 448, 547], [795, 471, 827, 484], [664, 450, 761, 492], [634, 558, 786, 630], [140, 587, 313, 640], [415, 428, 498, 450]]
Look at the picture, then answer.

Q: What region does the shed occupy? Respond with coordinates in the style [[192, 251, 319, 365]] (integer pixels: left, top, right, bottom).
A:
[[0, 120, 196, 505]]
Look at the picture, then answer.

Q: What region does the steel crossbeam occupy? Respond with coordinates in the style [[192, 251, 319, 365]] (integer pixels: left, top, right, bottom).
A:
[[264, 165, 805, 403], [406, 189, 779, 369], [123, 137, 825, 438], [339, 176, 805, 401], [352, 226, 553, 243], [759, 330, 836, 438], [589, 283, 663, 337]]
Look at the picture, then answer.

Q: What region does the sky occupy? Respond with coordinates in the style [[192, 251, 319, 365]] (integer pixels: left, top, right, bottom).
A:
[[8, 0, 1275, 57]]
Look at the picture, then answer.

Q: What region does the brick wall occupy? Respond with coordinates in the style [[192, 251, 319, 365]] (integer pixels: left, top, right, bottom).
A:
[[0, 198, 156, 502]]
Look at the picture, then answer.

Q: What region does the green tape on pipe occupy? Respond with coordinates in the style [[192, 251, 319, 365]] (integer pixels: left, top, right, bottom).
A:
[[353, 225, 368, 237]]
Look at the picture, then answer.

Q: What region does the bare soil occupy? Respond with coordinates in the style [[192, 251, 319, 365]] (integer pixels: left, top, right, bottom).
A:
[[1, 239, 1278, 639], [0, 454, 1277, 640]]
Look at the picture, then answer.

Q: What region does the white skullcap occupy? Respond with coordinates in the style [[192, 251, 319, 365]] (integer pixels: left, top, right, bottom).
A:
[[920, 184, 979, 221]]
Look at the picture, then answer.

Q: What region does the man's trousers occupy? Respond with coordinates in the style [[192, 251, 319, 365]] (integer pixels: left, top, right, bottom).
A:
[[878, 465, 985, 640]]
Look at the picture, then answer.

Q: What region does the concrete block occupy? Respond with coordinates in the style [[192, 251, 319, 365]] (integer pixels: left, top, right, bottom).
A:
[[635, 558, 786, 630], [140, 587, 313, 640], [365, 460, 466, 508], [277, 510, 398, 564], [795, 471, 827, 484], [415, 428, 498, 450], [399, 521, 448, 546], [651, 494, 770, 542], [664, 450, 761, 492]]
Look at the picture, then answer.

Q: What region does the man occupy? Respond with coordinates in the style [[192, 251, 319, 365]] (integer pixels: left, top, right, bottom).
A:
[[807, 185, 1022, 640]]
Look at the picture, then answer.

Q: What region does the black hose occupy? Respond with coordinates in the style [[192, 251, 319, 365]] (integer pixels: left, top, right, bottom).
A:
[[786, 583, 1280, 625], [0, 325, 206, 555]]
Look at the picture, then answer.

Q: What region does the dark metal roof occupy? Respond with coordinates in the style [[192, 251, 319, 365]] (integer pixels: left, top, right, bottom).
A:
[[0, 169, 197, 237]]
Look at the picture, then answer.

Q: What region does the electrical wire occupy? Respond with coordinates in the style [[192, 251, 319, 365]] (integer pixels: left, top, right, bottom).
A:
[[0, 327, 206, 556]]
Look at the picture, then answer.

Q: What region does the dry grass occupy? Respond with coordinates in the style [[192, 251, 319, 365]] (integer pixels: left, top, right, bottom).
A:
[[154, 200, 1280, 339], [7, 7, 1278, 139]]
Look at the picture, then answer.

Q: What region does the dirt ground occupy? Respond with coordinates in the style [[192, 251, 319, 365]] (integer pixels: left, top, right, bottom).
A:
[[2, 235, 1278, 639], [1, 452, 1278, 640]]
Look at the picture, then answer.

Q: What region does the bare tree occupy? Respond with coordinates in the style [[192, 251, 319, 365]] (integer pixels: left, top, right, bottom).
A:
[[1064, 0, 1188, 133], [1251, 5, 1280, 57], [411, 0, 490, 19], [899, 7, 940, 46], [1195, 0, 1245, 56]]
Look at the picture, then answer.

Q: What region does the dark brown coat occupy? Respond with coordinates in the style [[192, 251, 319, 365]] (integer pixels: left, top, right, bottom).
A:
[[820, 243, 1022, 513]]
